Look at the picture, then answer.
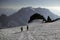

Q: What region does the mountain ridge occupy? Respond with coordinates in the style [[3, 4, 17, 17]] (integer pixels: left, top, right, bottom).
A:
[[8, 7, 60, 27]]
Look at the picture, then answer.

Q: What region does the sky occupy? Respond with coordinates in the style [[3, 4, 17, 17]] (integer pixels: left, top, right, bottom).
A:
[[0, 0, 60, 16]]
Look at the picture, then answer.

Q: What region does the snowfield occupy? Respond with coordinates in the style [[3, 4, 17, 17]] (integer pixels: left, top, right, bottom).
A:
[[0, 20, 60, 40]]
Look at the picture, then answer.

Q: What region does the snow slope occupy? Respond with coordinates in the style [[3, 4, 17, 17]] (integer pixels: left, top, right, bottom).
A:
[[0, 20, 60, 40], [8, 7, 60, 26]]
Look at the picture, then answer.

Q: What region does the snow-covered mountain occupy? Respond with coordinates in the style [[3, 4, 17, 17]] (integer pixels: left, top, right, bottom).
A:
[[8, 7, 60, 27]]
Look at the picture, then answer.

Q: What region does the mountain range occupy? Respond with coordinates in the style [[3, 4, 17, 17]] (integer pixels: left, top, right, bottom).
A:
[[0, 8, 16, 16], [7, 7, 60, 27]]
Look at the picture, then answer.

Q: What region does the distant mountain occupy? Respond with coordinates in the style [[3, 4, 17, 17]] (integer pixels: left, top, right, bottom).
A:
[[0, 8, 16, 16], [8, 7, 60, 27]]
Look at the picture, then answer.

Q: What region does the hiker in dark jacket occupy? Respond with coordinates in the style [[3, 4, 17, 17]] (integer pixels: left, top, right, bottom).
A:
[[21, 27, 23, 32], [27, 25, 29, 31]]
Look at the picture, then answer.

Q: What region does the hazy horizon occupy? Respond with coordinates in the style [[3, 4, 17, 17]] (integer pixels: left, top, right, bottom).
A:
[[0, 0, 60, 16]]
